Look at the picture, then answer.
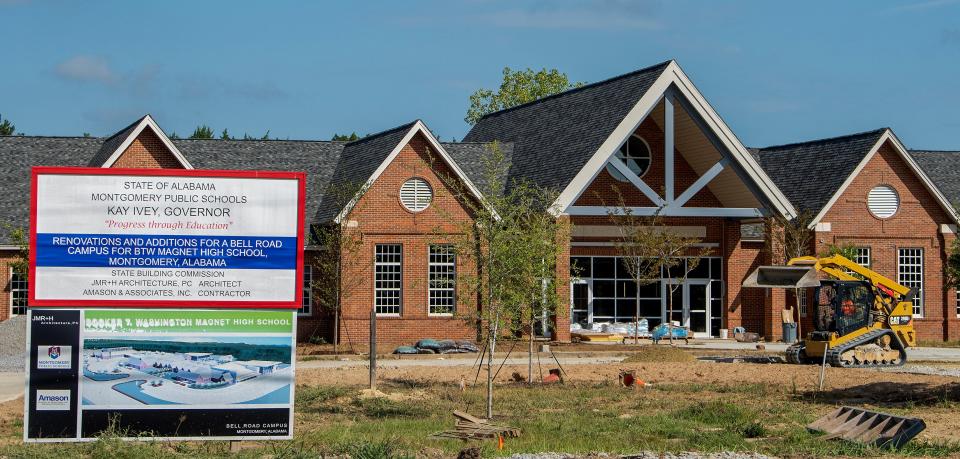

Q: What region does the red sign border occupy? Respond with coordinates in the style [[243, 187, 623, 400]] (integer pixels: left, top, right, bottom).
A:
[[29, 166, 306, 309]]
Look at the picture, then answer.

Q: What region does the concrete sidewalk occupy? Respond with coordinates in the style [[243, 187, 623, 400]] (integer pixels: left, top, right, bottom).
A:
[[680, 339, 960, 362], [0, 372, 23, 403], [299, 355, 625, 370]]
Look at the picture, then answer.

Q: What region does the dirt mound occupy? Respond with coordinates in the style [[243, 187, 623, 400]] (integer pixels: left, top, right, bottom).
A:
[[621, 345, 695, 363]]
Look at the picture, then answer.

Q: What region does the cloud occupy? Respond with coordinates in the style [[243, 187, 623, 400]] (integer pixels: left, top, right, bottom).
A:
[[883, 0, 960, 12], [176, 76, 288, 102], [55, 55, 116, 84]]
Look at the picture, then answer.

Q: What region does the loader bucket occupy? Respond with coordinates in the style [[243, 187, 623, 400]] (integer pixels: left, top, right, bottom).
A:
[[807, 406, 926, 448], [742, 265, 820, 289]]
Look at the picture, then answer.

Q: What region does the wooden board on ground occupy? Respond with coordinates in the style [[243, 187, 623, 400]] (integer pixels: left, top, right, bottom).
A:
[[571, 332, 624, 342], [431, 411, 521, 440]]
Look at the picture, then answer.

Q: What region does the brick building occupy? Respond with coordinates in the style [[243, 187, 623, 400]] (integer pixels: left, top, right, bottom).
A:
[[1, 59, 959, 343]]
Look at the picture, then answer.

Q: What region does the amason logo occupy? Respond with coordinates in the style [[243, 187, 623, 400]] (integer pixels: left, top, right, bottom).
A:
[[37, 345, 72, 369], [35, 390, 71, 411]]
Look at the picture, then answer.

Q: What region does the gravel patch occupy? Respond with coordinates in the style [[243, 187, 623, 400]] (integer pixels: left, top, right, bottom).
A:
[[877, 363, 960, 378], [507, 453, 775, 459], [0, 315, 26, 372]]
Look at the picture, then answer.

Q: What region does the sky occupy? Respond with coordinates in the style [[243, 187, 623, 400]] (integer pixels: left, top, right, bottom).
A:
[[1, 0, 959, 149]]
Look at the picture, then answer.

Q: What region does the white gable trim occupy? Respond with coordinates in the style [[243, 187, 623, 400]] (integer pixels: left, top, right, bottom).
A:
[[100, 115, 193, 169], [808, 129, 960, 227], [333, 120, 491, 223], [552, 61, 797, 219]]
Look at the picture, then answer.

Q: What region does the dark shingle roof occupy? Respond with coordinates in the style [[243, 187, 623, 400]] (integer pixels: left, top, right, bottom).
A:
[[313, 121, 417, 222], [171, 138, 346, 237], [87, 116, 146, 166], [0, 136, 104, 243], [909, 150, 960, 206], [442, 141, 514, 196], [753, 129, 887, 215], [463, 61, 670, 192]]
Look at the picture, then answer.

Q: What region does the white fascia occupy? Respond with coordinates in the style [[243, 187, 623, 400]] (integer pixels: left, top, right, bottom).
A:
[[551, 60, 798, 219], [807, 129, 960, 228], [99, 115, 194, 169], [333, 120, 493, 223]]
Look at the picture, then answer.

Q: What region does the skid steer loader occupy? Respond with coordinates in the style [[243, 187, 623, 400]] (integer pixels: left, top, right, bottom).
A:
[[743, 255, 917, 368]]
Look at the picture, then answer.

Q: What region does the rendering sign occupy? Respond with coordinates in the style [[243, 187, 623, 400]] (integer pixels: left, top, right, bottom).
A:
[[29, 167, 306, 308], [25, 308, 296, 441]]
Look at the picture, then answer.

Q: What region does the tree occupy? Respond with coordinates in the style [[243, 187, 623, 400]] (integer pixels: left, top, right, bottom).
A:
[[189, 125, 214, 139], [0, 114, 15, 136], [607, 195, 709, 345], [438, 142, 570, 417], [4, 224, 29, 281], [309, 180, 372, 354], [766, 211, 815, 336], [331, 132, 360, 141], [220, 128, 231, 140], [465, 67, 585, 125]]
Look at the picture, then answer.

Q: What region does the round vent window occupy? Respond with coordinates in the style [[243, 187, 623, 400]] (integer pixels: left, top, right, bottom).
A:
[[607, 135, 652, 182], [400, 178, 433, 212], [867, 185, 899, 219]]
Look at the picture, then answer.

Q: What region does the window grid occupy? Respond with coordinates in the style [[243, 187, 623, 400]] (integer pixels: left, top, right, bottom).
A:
[[798, 288, 808, 317], [897, 248, 924, 317], [854, 247, 871, 268], [375, 244, 402, 315], [299, 265, 313, 316], [10, 272, 26, 316], [428, 245, 456, 315], [956, 288, 959, 319]]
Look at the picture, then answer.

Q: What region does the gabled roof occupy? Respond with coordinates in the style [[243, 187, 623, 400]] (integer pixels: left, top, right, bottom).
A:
[[756, 129, 959, 226], [909, 150, 960, 207], [0, 136, 102, 244], [91, 114, 193, 169], [464, 61, 670, 194], [754, 129, 886, 215], [441, 141, 514, 196]]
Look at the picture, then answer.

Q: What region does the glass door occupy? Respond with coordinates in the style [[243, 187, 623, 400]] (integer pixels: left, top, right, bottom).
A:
[[688, 282, 709, 336], [570, 280, 590, 328]]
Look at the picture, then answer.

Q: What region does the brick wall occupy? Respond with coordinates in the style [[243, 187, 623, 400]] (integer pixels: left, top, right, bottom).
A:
[[0, 252, 22, 322], [816, 141, 958, 341], [337, 133, 480, 345], [111, 128, 185, 169]]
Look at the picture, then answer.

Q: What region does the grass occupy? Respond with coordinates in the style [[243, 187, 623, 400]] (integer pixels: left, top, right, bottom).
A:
[[3, 379, 960, 458], [918, 340, 960, 348], [620, 345, 695, 363]]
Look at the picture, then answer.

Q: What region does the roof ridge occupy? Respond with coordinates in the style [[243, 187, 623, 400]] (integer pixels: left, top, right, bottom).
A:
[[174, 137, 341, 144], [909, 149, 960, 154], [344, 120, 418, 147], [474, 60, 673, 122], [757, 128, 888, 152]]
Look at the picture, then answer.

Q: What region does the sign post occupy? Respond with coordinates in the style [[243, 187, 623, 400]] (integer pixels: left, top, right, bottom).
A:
[[25, 167, 305, 442]]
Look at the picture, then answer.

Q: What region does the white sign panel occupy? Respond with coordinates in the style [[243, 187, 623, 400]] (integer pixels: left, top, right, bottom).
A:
[[30, 168, 305, 308]]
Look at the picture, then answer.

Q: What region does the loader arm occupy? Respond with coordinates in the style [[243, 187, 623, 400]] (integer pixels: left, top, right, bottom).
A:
[[786, 255, 912, 312]]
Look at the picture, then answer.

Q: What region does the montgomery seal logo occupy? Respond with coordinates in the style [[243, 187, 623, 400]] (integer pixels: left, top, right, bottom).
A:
[[37, 345, 71, 369], [35, 390, 70, 411]]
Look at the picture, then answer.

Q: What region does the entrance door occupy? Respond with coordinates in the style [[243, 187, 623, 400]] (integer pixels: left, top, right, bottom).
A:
[[662, 280, 711, 337], [570, 280, 590, 328]]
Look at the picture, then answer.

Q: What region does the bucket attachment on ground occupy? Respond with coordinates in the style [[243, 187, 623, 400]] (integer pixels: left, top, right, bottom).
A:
[[807, 406, 926, 448], [742, 265, 820, 289]]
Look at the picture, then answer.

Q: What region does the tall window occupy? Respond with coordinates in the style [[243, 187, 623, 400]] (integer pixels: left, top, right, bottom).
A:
[[798, 288, 808, 317], [428, 245, 456, 315], [897, 248, 924, 317], [374, 244, 402, 315], [299, 266, 313, 316], [10, 272, 26, 316], [956, 289, 959, 319], [853, 247, 871, 268]]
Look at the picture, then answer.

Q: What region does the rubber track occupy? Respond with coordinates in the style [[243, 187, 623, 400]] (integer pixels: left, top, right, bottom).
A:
[[826, 329, 906, 368]]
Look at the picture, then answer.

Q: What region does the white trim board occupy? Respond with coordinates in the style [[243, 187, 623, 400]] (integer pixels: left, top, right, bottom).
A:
[[807, 129, 960, 228], [552, 60, 797, 220], [99, 115, 194, 169], [334, 120, 491, 223]]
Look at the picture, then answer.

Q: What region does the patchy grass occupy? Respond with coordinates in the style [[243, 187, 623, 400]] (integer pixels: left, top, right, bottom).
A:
[[621, 345, 696, 363], [3, 379, 960, 458], [919, 340, 960, 348]]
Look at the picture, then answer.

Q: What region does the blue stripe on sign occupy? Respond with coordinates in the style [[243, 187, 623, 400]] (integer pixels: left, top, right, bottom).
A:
[[35, 234, 298, 270]]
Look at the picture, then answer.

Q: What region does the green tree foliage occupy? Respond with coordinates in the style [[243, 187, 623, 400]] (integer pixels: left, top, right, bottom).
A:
[[465, 67, 585, 124], [947, 237, 960, 291], [0, 114, 15, 136], [331, 132, 360, 141], [189, 125, 214, 139], [4, 224, 29, 279], [221, 128, 231, 140]]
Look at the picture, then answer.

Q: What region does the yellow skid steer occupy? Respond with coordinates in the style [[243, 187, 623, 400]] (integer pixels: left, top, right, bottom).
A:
[[743, 255, 917, 368]]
